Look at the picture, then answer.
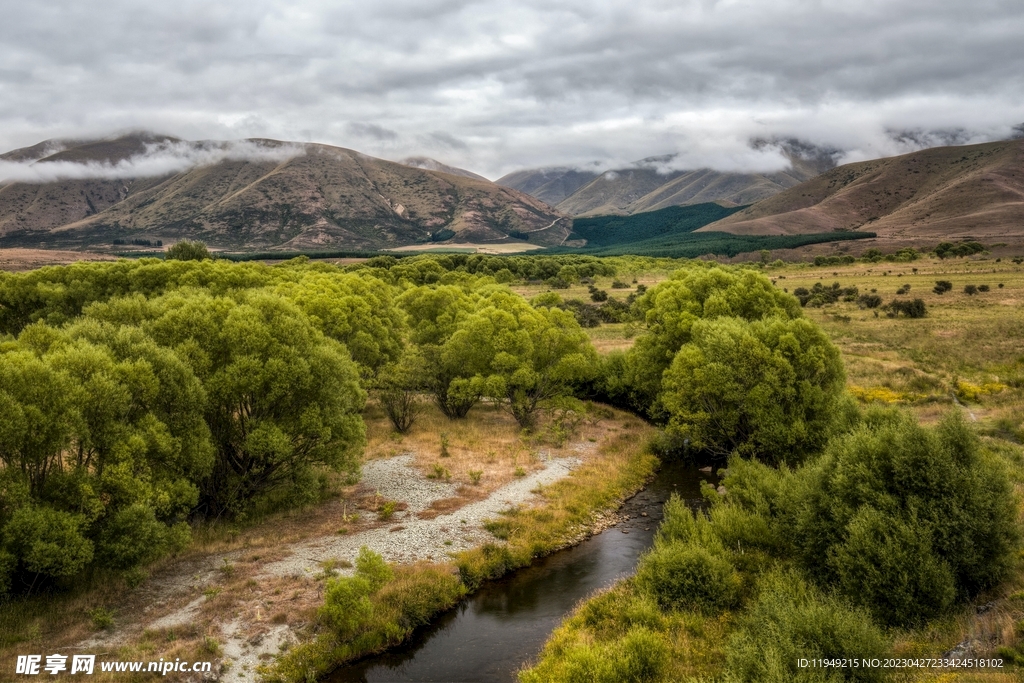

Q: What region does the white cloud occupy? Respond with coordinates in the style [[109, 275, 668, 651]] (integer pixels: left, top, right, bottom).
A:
[[0, 139, 303, 184]]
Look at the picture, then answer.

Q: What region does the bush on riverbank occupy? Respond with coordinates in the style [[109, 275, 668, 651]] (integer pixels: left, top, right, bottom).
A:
[[267, 559, 467, 683], [596, 263, 847, 465], [521, 408, 1020, 681]]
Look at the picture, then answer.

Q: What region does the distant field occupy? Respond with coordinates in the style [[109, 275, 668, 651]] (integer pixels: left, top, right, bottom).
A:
[[387, 242, 545, 254], [0, 248, 115, 272]]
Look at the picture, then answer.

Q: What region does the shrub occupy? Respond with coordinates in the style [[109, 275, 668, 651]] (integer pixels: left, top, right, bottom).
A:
[[935, 241, 985, 259], [857, 294, 882, 309], [589, 288, 608, 302], [726, 572, 889, 683], [793, 282, 858, 307], [830, 507, 956, 623], [561, 299, 602, 328], [634, 540, 741, 614], [165, 240, 211, 261], [547, 276, 570, 289], [377, 501, 397, 521], [355, 547, 393, 591], [964, 284, 978, 296], [933, 280, 953, 294], [621, 265, 801, 414], [978, 284, 990, 292], [885, 298, 926, 318], [795, 409, 1018, 626], [319, 575, 373, 637], [4, 507, 94, 582], [88, 607, 115, 630], [521, 627, 669, 683]]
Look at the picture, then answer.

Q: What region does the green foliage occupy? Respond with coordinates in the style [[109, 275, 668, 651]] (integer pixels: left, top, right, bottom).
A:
[[84, 290, 367, 516], [856, 294, 882, 309], [634, 540, 741, 614], [88, 607, 115, 631], [792, 282, 858, 307], [319, 575, 374, 638], [520, 626, 670, 683], [813, 254, 855, 267], [615, 263, 802, 414], [884, 298, 926, 318], [795, 409, 1018, 625], [3, 507, 93, 581], [371, 350, 426, 433], [884, 247, 920, 262], [276, 272, 405, 372], [725, 572, 889, 683], [274, 563, 467, 683], [470, 293, 596, 428], [935, 241, 985, 259], [355, 547, 393, 591], [165, 240, 212, 261], [567, 203, 745, 248], [933, 279, 953, 294], [660, 316, 847, 463]]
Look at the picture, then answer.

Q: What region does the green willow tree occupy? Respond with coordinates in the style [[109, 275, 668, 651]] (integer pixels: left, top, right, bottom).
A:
[[85, 289, 366, 516], [618, 265, 801, 416], [0, 320, 211, 591], [660, 316, 847, 464], [449, 290, 597, 428]]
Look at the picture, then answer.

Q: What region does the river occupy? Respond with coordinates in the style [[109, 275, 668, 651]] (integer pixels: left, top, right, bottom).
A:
[[330, 459, 716, 683]]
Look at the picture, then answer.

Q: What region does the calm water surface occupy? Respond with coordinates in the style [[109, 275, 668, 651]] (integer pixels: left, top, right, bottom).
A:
[[329, 460, 716, 683]]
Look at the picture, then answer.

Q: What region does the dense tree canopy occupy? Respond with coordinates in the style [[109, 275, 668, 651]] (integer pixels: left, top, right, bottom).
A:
[[660, 316, 847, 464], [0, 253, 621, 594], [615, 265, 801, 416]]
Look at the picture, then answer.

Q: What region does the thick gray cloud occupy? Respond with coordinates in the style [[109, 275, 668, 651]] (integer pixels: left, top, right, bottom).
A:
[[0, 0, 1021, 179]]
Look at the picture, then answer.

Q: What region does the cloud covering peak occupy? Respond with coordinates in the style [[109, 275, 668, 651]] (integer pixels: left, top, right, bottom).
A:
[[0, 139, 303, 184]]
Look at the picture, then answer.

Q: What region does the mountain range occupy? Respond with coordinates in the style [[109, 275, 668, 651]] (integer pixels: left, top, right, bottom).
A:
[[1, 132, 1022, 254], [496, 141, 840, 216], [0, 134, 566, 250]]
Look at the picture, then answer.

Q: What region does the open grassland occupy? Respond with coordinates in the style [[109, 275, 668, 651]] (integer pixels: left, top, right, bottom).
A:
[[774, 256, 1024, 431]]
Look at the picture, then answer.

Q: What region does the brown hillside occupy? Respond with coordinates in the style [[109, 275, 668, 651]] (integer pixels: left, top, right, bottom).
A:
[[704, 140, 1024, 240], [0, 135, 565, 250]]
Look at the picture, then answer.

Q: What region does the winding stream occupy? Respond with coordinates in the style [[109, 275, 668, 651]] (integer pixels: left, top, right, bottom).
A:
[[329, 460, 717, 683]]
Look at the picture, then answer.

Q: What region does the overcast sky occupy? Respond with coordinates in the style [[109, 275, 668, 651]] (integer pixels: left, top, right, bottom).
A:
[[1, 0, 1022, 179]]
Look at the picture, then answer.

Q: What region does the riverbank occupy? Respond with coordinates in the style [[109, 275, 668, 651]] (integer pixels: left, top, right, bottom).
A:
[[0, 403, 657, 683], [266, 413, 658, 683]]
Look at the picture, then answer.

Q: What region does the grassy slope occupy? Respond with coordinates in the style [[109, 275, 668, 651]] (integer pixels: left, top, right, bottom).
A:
[[706, 139, 1024, 240]]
